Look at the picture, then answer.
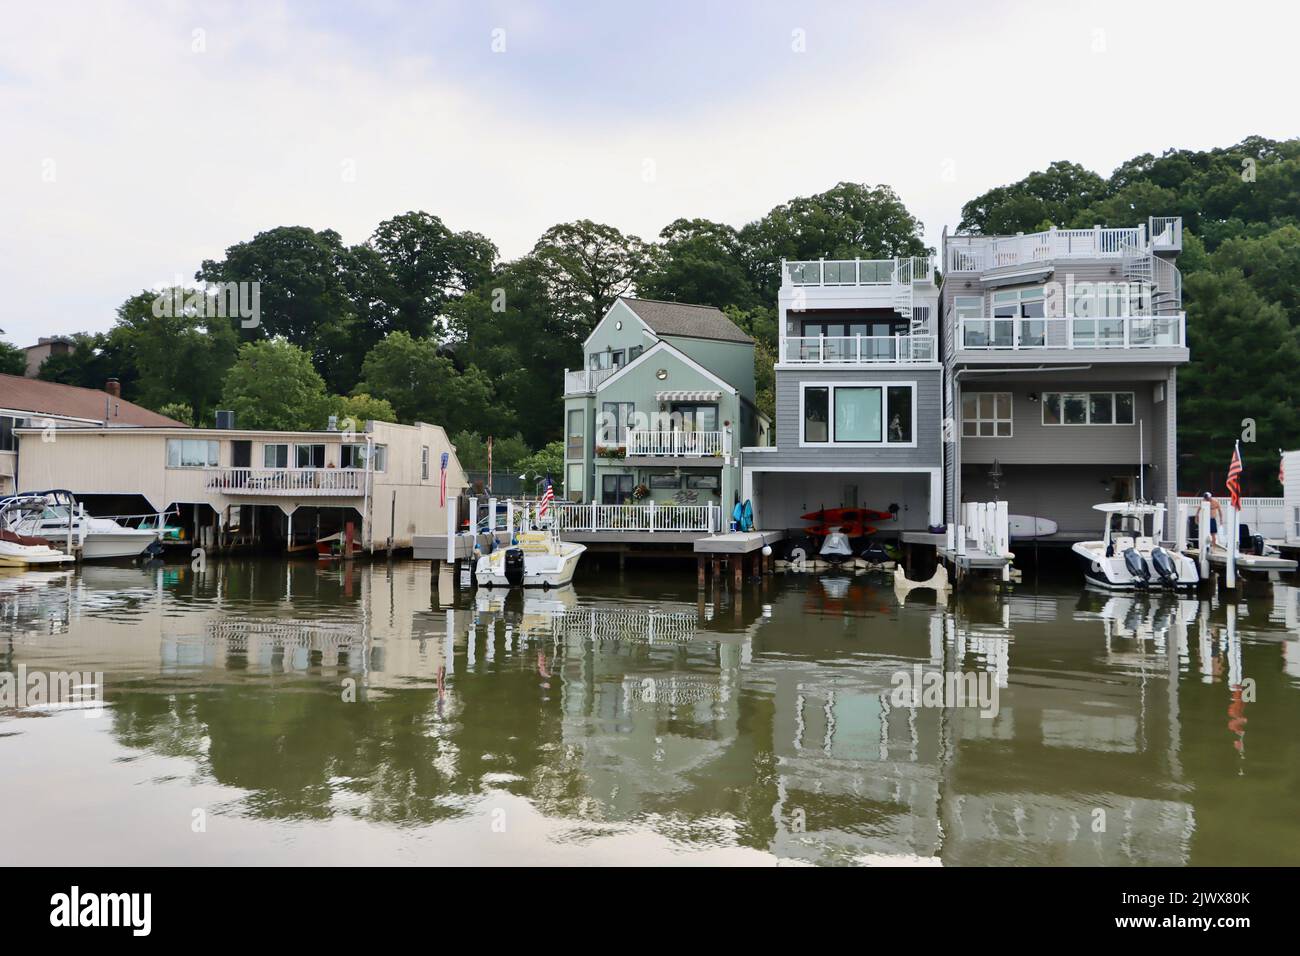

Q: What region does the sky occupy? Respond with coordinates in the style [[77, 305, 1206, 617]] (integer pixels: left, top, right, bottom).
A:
[[2, 0, 1297, 348]]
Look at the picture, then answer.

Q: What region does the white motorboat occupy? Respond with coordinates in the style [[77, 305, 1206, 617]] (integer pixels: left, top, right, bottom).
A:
[[0, 497, 75, 568], [7, 490, 162, 561], [475, 530, 585, 589], [1072, 502, 1198, 591]]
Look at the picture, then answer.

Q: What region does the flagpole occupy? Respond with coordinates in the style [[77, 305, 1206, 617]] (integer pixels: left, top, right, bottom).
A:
[[1227, 440, 1239, 590]]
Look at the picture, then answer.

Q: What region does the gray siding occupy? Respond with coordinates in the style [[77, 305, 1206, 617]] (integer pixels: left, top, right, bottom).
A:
[[761, 366, 942, 469]]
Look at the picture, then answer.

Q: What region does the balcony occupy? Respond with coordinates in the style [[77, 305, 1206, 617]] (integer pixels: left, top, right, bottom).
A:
[[564, 367, 617, 396], [205, 468, 366, 496], [554, 501, 721, 534], [957, 315, 1185, 351], [782, 256, 934, 287], [626, 429, 730, 457], [944, 218, 1182, 273], [781, 334, 936, 364]]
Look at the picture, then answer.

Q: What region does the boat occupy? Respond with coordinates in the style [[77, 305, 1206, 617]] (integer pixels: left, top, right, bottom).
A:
[[805, 520, 878, 537], [1008, 514, 1058, 539], [1072, 502, 1198, 591], [818, 529, 855, 563], [6, 490, 162, 561], [0, 497, 75, 567], [801, 506, 895, 523], [475, 529, 586, 589]]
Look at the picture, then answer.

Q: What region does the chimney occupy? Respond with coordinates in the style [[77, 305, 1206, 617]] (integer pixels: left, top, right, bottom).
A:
[[105, 378, 121, 398]]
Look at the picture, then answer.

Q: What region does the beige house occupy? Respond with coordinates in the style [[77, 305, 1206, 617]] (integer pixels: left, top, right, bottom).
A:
[[15, 419, 467, 553]]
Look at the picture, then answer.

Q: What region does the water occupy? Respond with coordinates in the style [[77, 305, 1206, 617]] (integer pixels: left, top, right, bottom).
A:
[[1, 559, 1298, 866]]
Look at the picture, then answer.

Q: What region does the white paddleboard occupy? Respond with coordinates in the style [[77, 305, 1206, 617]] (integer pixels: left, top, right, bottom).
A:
[[1009, 514, 1057, 539]]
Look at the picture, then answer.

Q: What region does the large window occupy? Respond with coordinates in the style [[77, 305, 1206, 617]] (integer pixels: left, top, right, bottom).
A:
[[600, 402, 634, 445], [566, 463, 583, 501], [1042, 391, 1135, 426], [962, 392, 1012, 437], [341, 443, 387, 470], [802, 383, 914, 445], [168, 438, 219, 468], [566, 409, 584, 458], [670, 403, 718, 433], [295, 443, 326, 468], [263, 443, 289, 468], [601, 474, 633, 504]]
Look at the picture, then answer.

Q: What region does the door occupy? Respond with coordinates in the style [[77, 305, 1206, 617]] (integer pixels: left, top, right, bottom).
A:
[[231, 440, 251, 468]]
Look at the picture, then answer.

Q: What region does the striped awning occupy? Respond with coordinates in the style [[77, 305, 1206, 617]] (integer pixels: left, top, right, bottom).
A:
[[655, 390, 721, 402]]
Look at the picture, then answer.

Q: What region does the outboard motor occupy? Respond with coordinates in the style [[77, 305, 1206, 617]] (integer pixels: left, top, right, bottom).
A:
[[504, 547, 526, 587], [1122, 547, 1150, 587], [1150, 547, 1180, 587]]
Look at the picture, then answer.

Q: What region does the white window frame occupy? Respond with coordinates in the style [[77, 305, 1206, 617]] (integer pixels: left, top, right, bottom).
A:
[[421, 445, 430, 481], [295, 443, 326, 469], [168, 438, 219, 468], [798, 381, 918, 448], [1041, 391, 1136, 426], [961, 391, 1013, 438], [262, 443, 289, 468]]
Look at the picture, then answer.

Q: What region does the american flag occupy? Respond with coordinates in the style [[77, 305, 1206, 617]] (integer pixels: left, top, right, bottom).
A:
[[539, 478, 554, 517], [1280, 453, 1286, 488], [1226, 442, 1243, 510], [439, 452, 449, 507]]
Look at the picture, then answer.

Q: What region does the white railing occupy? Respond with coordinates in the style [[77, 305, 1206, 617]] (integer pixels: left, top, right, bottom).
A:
[[554, 501, 721, 533], [958, 315, 1184, 350], [782, 256, 934, 288], [782, 334, 936, 363], [626, 430, 729, 457], [946, 225, 1145, 272], [205, 468, 366, 495], [1178, 497, 1284, 540], [563, 367, 617, 395], [1149, 216, 1182, 249]]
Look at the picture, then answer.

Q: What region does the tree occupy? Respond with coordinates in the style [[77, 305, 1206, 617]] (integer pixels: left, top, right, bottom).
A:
[[638, 218, 759, 311], [355, 332, 507, 436], [530, 220, 649, 337], [219, 339, 334, 431], [449, 431, 531, 473], [957, 161, 1111, 234], [333, 392, 398, 426], [516, 441, 564, 492], [37, 332, 135, 393], [0, 341, 26, 376]]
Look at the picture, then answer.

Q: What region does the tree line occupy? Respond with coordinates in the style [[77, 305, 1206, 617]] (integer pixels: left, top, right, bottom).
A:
[[23, 135, 1300, 494]]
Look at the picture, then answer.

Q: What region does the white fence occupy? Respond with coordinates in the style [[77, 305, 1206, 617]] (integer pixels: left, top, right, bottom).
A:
[[782, 334, 936, 364], [627, 430, 729, 457], [554, 501, 721, 533], [959, 314, 1184, 350], [562, 366, 617, 395], [205, 468, 365, 496], [1177, 497, 1285, 540], [782, 256, 933, 287], [945, 226, 1143, 272]]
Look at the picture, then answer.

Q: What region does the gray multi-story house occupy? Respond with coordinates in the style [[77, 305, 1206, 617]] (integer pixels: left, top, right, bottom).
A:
[[941, 217, 1187, 536], [742, 257, 944, 531]]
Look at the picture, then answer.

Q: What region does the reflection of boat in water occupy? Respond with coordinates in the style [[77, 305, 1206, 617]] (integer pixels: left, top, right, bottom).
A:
[[1088, 593, 1199, 644], [475, 530, 585, 588], [1073, 503, 1197, 591]]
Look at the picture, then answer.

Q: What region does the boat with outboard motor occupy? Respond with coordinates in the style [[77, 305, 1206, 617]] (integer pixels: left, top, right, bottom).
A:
[[4, 490, 162, 561], [0, 496, 76, 567], [1072, 502, 1198, 591], [473, 500, 586, 589]]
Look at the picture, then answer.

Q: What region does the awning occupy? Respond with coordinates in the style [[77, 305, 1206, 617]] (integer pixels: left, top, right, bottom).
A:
[[655, 390, 721, 402], [981, 266, 1054, 288]]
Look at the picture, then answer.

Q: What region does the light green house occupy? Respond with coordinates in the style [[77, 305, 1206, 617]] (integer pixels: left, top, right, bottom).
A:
[[562, 297, 767, 510]]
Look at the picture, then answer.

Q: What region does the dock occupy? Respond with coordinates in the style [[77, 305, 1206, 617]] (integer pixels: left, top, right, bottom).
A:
[[692, 530, 785, 587]]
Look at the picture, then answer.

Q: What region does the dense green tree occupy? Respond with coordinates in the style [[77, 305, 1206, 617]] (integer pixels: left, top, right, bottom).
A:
[[219, 339, 334, 431], [530, 220, 650, 337], [449, 430, 530, 472], [516, 440, 564, 490], [333, 392, 398, 427], [0, 341, 27, 376], [638, 218, 759, 311], [36, 331, 137, 395], [958, 161, 1111, 234]]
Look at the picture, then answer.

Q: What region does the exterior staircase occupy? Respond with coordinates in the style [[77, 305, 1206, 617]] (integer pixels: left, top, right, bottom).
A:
[[1121, 219, 1183, 316]]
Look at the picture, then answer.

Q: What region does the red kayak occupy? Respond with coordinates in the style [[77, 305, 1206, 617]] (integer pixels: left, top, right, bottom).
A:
[[801, 507, 894, 523]]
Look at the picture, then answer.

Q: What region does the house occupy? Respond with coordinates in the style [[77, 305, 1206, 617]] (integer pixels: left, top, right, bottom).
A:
[[562, 297, 766, 518], [0, 374, 185, 494], [741, 256, 944, 531], [15, 417, 467, 553], [941, 217, 1187, 535], [22, 336, 74, 377]]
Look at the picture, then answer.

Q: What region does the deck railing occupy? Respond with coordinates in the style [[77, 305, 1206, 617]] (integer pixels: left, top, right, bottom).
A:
[[782, 333, 936, 364], [958, 314, 1184, 350], [554, 501, 721, 533], [945, 226, 1145, 272], [205, 468, 366, 495], [782, 256, 934, 288], [563, 367, 618, 395], [626, 429, 729, 457]]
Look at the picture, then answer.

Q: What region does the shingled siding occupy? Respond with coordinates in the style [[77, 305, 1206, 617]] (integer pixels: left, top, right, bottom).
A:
[[759, 367, 943, 469]]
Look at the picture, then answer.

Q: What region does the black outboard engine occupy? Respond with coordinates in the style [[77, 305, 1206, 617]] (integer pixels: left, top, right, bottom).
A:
[[1150, 547, 1180, 587], [504, 547, 526, 587], [1239, 524, 1265, 556], [1122, 548, 1150, 587]]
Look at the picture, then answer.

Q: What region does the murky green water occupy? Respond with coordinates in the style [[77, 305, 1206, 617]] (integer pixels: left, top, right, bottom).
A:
[[1, 558, 1297, 866]]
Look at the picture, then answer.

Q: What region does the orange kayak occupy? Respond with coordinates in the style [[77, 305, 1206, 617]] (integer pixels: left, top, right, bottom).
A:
[[805, 521, 877, 537], [801, 507, 893, 524]]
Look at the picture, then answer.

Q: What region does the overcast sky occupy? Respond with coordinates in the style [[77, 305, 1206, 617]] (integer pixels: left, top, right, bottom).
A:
[[2, 0, 1296, 347]]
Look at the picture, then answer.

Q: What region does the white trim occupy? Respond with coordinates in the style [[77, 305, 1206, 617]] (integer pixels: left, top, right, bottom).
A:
[[1041, 390, 1137, 426], [774, 362, 942, 372], [743, 465, 942, 527], [581, 298, 657, 350], [960, 390, 1014, 439], [595, 339, 738, 396], [796, 380, 919, 449]]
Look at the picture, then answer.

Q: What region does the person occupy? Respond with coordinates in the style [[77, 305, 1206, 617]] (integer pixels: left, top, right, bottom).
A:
[[1202, 492, 1223, 548]]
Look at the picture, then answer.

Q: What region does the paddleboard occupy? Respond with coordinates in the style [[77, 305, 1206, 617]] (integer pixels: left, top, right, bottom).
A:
[[1009, 514, 1057, 539]]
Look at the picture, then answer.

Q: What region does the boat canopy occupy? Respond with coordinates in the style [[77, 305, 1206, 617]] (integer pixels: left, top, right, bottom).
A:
[[1092, 502, 1165, 515]]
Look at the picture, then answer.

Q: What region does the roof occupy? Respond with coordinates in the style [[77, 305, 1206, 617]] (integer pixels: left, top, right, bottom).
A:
[[0, 374, 187, 427], [617, 297, 752, 344]]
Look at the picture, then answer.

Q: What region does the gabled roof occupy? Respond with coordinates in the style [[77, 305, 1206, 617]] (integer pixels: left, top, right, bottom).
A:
[[616, 297, 753, 344], [0, 374, 187, 427], [595, 339, 738, 397]]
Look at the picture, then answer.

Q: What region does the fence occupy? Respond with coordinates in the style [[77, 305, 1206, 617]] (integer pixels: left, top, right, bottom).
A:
[[553, 501, 721, 533], [1177, 497, 1284, 540]]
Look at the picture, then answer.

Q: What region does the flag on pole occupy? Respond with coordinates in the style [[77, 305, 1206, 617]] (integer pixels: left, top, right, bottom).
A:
[[439, 452, 449, 507], [1226, 441, 1243, 510], [1280, 453, 1286, 488], [539, 477, 554, 517], [487, 436, 493, 493]]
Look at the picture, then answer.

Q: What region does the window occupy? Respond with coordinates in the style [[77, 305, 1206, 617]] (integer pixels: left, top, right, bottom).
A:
[[953, 296, 983, 320], [295, 443, 326, 468], [601, 474, 633, 504], [670, 403, 718, 433], [341, 443, 387, 470], [263, 443, 289, 468], [961, 392, 1012, 438], [686, 474, 719, 490], [649, 473, 680, 490], [566, 409, 584, 458], [421, 446, 430, 480], [1042, 392, 1135, 426], [628, 345, 644, 361], [600, 402, 634, 445], [803, 383, 914, 445], [168, 438, 219, 468], [566, 463, 583, 501], [0, 415, 20, 453], [611, 350, 625, 368]]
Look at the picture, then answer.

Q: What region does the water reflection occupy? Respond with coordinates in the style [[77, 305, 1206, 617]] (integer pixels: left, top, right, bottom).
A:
[[1, 561, 1298, 866]]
